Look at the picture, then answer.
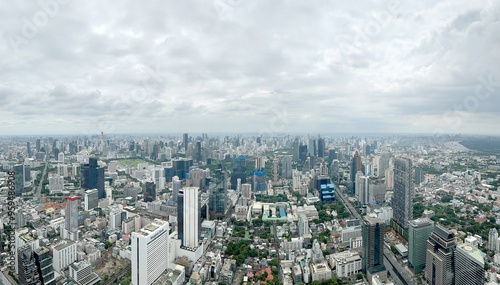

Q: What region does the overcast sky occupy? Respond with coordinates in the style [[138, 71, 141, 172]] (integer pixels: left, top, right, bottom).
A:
[[1, 0, 499, 135]]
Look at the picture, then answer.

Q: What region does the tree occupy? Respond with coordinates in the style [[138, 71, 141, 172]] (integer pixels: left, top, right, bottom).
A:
[[356, 273, 363, 280]]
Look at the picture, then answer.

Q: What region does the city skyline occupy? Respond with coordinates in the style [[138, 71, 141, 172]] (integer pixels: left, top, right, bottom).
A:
[[1, 1, 500, 135]]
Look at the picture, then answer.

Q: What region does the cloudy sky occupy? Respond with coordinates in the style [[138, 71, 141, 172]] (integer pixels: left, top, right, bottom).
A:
[[1, 0, 500, 135]]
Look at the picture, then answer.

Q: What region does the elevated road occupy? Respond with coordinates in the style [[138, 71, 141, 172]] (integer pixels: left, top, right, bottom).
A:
[[34, 156, 48, 201]]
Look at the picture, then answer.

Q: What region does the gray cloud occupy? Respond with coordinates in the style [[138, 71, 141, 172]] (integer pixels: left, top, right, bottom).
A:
[[0, 0, 499, 135]]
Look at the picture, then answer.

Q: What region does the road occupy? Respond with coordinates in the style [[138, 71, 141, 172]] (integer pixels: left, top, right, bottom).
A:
[[335, 185, 415, 285], [35, 156, 49, 201], [335, 186, 362, 220], [272, 221, 283, 285]]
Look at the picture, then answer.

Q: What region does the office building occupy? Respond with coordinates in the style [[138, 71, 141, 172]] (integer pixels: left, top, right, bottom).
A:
[[317, 137, 325, 157], [414, 168, 425, 185], [34, 246, 56, 285], [393, 157, 413, 231], [65, 196, 78, 241], [425, 225, 456, 285], [81, 157, 105, 199], [250, 168, 266, 192], [18, 244, 41, 285], [143, 180, 156, 202], [320, 184, 335, 202], [378, 153, 390, 178], [14, 164, 25, 196], [455, 243, 484, 285], [27, 141, 32, 158], [182, 187, 199, 248], [362, 215, 387, 282], [52, 240, 77, 272], [298, 214, 309, 236], [489, 228, 498, 251], [408, 218, 434, 274], [36, 138, 41, 152], [131, 220, 170, 285], [385, 169, 394, 190], [230, 156, 246, 190], [350, 151, 362, 194], [84, 189, 98, 211], [208, 168, 228, 216], [308, 138, 317, 157], [172, 158, 193, 180], [183, 133, 188, 151], [282, 155, 292, 179], [69, 261, 100, 285], [356, 175, 369, 205]]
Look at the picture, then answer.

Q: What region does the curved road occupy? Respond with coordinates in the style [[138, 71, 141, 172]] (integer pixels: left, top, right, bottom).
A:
[[35, 156, 49, 201]]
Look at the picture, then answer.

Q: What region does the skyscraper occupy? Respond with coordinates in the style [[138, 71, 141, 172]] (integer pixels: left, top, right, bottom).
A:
[[455, 243, 484, 285], [143, 180, 156, 202], [281, 155, 292, 179], [230, 156, 246, 190], [308, 138, 317, 157], [81, 157, 105, 199], [14, 164, 25, 196], [425, 224, 456, 285], [84, 189, 98, 211], [378, 153, 390, 178], [393, 157, 413, 231], [36, 138, 41, 153], [182, 187, 199, 248], [65, 196, 78, 241], [18, 244, 41, 285], [317, 137, 325, 157], [27, 141, 31, 158], [272, 157, 279, 183], [208, 167, 228, 217], [408, 218, 434, 274], [34, 246, 55, 285], [489, 228, 498, 251], [183, 133, 188, 151], [350, 151, 362, 194], [298, 214, 309, 236], [356, 175, 369, 205], [362, 214, 387, 282], [131, 220, 170, 285]]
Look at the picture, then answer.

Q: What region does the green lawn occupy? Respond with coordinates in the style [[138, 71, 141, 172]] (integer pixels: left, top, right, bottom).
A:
[[118, 159, 149, 168]]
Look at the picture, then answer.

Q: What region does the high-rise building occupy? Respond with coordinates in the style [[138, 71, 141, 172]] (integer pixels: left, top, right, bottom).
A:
[[230, 156, 246, 190], [385, 169, 394, 190], [455, 243, 484, 285], [131, 220, 170, 285], [84, 189, 98, 211], [208, 168, 228, 216], [408, 218, 434, 274], [172, 177, 181, 202], [350, 151, 362, 194], [308, 138, 317, 157], [143, 180, 156, 202], [362, 214, 387, 282], [414, 168, 425, 185], [36, 139, 41, 152], [425, 224, 456, 285], [27, 141, 32, 158], [293, 138, 300, 162], [298, 214, 309, 236], [272, 157, 279, 183], [183, 133, 189, 151], [328, 149, 336, 165], [378, 153, 390, 178], [489, 228, 498, 251], [182, 187, 199, 248], [18, 244, 41, 285], [393, 157, 413, 231], [14, 164, 25, 196], [317, 137, 325, 157], [34, 246, 56, 285], [282, 155, 292, 179], [172, 158, 193, 180], [65, 196, 78, 241], [81, 157, 105, 199], [356, 175, 369, 205]]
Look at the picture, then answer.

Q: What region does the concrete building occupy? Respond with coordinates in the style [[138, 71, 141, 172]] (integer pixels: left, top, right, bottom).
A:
[[310, 260, 332, 282], [393, 157, 413, 230], [52, 240, 77, 272], [408, 218, 434, 274], [425, 225, 456, 285], [329, 251, 362, 278], [84, 189, 98, 211], [131, 219, 170, 285], [182, 187, 199, 249], [362, 214, 387, 284], [455, 243, 484, 285], [69, 260, 100, 285]]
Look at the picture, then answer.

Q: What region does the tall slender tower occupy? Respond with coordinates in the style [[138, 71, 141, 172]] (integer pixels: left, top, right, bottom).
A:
[[393, 157, 413, 231], [455, 243, 484, 285], [183, 187, 199, 248], [408, 218, 434, 274], [362, 214, 387, 282], [65, 196, 79, 241]]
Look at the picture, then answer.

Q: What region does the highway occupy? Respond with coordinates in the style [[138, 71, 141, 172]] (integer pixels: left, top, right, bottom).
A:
[[335, 185, 415, 285], [35, 156, 49, 201]]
